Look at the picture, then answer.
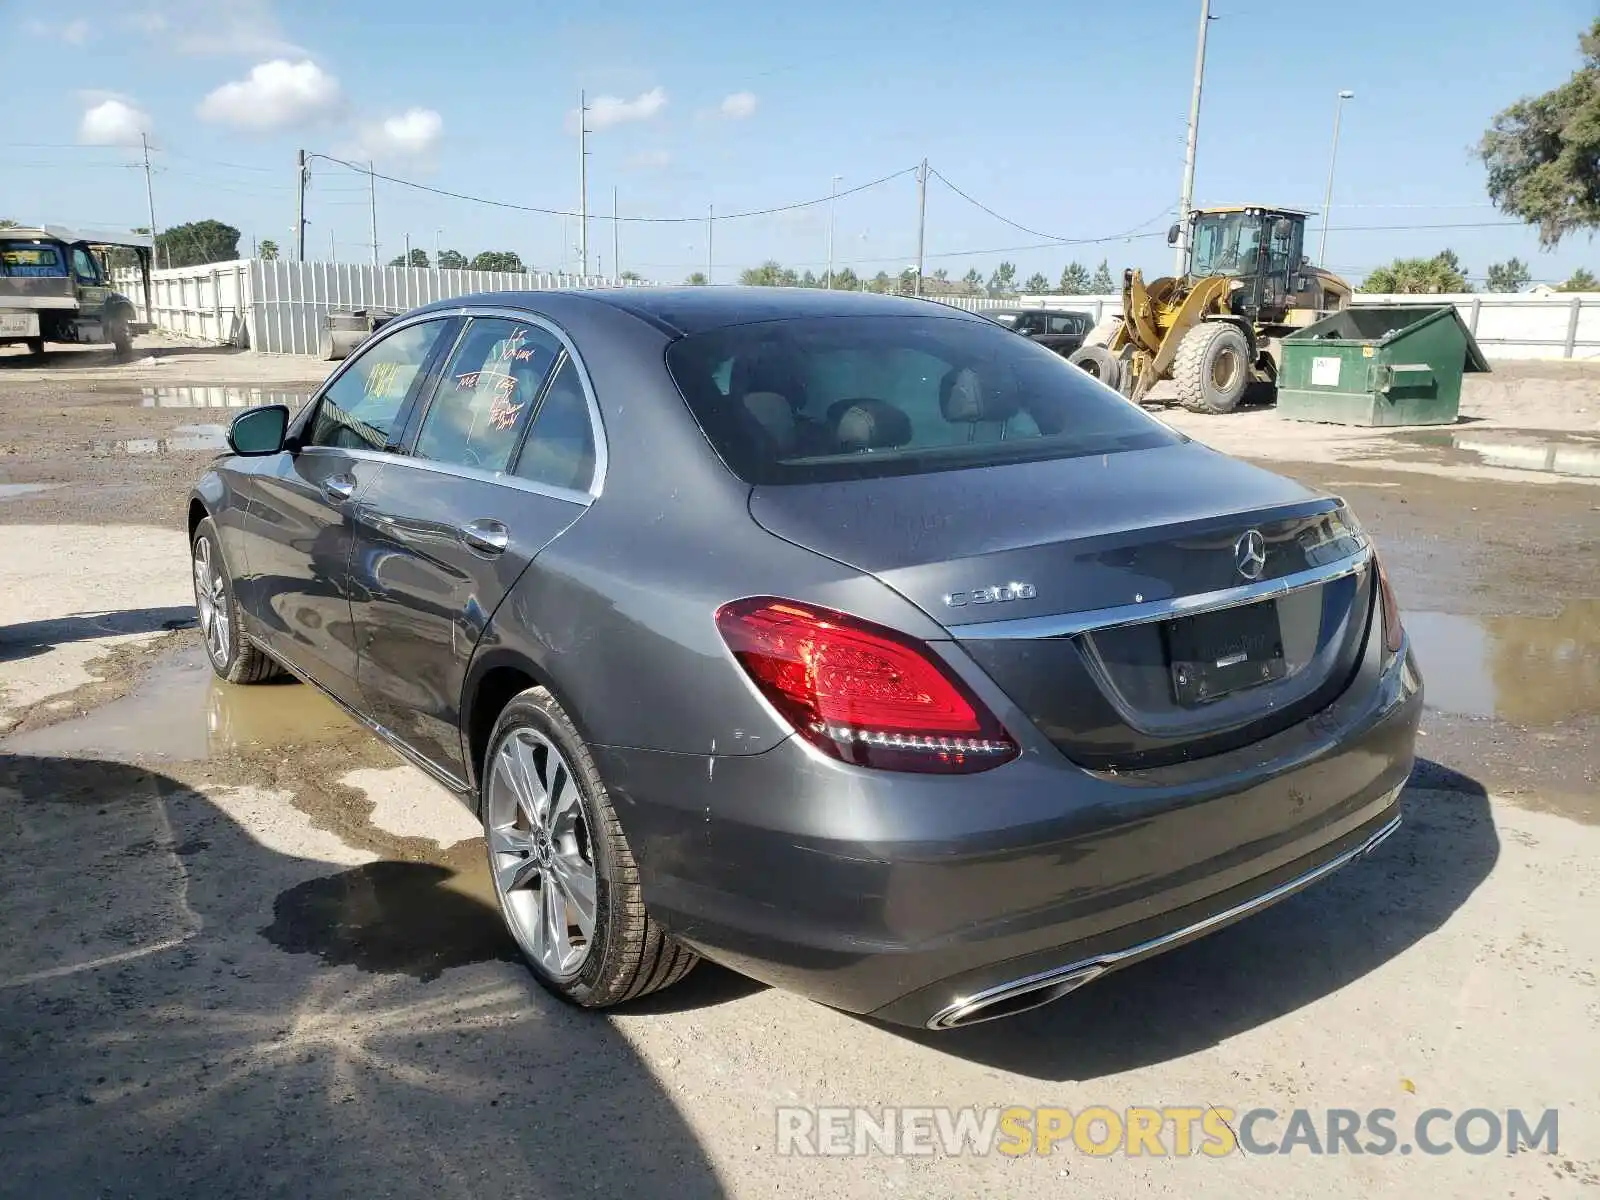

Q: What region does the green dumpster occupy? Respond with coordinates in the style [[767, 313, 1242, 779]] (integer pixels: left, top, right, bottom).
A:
[[1277, 305, 1490, 426]]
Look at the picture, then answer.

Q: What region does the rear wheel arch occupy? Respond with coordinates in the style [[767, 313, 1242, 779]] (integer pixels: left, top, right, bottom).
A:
[[462, 651, 597, 804], [187, 497, 210, 542]]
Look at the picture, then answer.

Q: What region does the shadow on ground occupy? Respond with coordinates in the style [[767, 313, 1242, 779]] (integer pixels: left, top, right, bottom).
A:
[[0, 607, 197, 663], [0, 344, 254, 369], [892, 762, 1498, 1080], [0, 754, 726, 1199]]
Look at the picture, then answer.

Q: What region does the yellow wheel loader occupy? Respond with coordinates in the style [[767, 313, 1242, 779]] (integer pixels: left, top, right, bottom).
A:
[[1069, 206, 1353, 413]]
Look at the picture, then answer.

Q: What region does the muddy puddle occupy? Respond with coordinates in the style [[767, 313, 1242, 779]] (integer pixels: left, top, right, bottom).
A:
[[138, 385, 312, 410], [93, 424, 228, 455], [3, 643, 350, 760], [1395, 428, 1600, 480], [0, 483, 63, 501], [1406, 600, 1600, 723]]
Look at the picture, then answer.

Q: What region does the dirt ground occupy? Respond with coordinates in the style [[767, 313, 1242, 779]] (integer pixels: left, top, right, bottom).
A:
[[1, 337, 1597, 1197]]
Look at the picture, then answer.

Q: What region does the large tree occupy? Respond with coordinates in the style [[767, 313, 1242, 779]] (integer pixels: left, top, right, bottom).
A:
[[1485, 258, 1531, 292], [1058, 261, 1092, 294], [1361, 250, 1470, 294], [1481, 20, 1600, 247], [1090, 260, 1115, 293], [258, 239, 280, 262], [437, 249, 468, 270], [388, 249, 430, 268], [739, 260, 799, 287], [1023, 272, 1050, 295], [684, 271, 709, 285], [961, 268, 984, 294], [986, 261, 1018, 297], [830, 267, 860, 291], [470, 250, 524, 273], [1558, 267, 1599, 291], [157, 219, 240, 268]]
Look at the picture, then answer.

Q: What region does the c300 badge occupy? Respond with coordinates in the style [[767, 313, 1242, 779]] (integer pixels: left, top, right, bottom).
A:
[[943, 582, 1036, 608]]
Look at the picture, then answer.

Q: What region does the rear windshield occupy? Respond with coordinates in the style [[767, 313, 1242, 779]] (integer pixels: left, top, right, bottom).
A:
[[664, 314, 1179, 484], [0, 241, 68, 277]]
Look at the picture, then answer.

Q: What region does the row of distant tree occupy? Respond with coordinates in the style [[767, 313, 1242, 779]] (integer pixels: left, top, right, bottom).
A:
[[723, 259, 1120, 297]]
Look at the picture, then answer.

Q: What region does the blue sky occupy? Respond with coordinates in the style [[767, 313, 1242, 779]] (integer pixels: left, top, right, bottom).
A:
[[8, 0, 1598, 286]]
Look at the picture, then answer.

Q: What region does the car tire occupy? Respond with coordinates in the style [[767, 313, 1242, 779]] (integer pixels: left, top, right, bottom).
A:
[[483, 687, 698, 1009], [1174, 322, 1251, 414], [1067, 344, 1123, 390], [191, 516, 283, 684], [25, 337, 44, 358]]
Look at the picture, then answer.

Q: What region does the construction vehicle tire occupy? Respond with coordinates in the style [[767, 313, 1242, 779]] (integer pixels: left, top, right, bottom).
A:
[[1067, 345, 1122, 391], [1174, 322, 1250, 414]]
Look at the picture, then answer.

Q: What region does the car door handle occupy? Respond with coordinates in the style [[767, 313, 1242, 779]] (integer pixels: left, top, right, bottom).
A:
[[460, 519, 509, 555], [322, 474, 356, 503]]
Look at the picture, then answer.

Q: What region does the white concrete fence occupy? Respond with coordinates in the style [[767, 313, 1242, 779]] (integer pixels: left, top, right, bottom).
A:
[[114, 260, 638, 356], [116, 261, 1600, 361]]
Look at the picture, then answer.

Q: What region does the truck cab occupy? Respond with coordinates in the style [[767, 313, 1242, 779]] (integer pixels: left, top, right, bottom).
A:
[[0, 226, 152, 357]]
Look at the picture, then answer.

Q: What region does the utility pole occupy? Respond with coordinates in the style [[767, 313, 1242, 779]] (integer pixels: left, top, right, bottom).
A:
[[367, 160, 379, 266], [1175, 0, 1213, 276], [827, 174, 841, 289], [294, 149, 307, 262], [404, 232, 411, 269], [329, 228, 336, 263], [434, 228, 441, 270], [612, 186, 620, 281], [140, 132, 161, 269], [1318, 90, 1356, 265], [579, 92, 591, 276], [914, 159, 928, 297], [707, 204, 713, 284]]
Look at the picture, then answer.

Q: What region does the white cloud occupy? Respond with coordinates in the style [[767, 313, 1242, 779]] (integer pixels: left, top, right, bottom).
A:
[[359, 108, 443, 159], [627, 148, 672, 170], [27, 18, 90, 43], [586, 87, 667, 130], [125, 0, 302, 55], [198, 59, 342, 130], [79, 97, 150, 146], [719, 91, 758, 120]]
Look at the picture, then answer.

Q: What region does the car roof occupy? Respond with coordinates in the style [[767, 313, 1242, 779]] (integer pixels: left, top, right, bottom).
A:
[[0, 225, 155, 249], [413, 286, 990, 338]]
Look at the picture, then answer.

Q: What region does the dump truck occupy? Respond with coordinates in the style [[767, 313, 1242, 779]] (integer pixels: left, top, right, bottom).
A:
[[0, 225, 153, 357], [1068, 206, 1353, 413]]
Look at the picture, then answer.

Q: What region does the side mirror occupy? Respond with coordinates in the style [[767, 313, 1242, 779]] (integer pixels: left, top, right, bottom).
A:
[[1167, 223, 1182, 246], [228, 404, 289, 456]]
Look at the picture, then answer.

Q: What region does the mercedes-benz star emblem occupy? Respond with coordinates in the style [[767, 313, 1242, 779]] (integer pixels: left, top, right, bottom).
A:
[[1234, 530, 1267, 581]]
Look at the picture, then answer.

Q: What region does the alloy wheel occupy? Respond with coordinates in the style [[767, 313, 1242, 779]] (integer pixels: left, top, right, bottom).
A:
[[192, 535, 231, 667], [487, 727, 598, 980]]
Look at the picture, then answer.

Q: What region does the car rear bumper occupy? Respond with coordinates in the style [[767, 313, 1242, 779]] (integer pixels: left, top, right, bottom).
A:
[[594, 640, 1422, 1028]]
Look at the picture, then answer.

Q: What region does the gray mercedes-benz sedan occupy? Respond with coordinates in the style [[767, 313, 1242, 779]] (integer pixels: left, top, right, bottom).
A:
[[188, 287, 1421, 1029]]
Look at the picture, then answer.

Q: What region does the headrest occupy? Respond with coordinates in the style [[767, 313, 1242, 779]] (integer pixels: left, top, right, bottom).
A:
[[939, 366, 1019, 423], [732, 344, 806, 408], [743, 391, 797, 454], [831, 399, 912, 452]]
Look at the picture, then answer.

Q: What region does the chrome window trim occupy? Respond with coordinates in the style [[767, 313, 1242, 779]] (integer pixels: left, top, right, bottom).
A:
[[295, 303, 609, 499], [946, 547, 1373, 641], [295, 444, 594, 508]]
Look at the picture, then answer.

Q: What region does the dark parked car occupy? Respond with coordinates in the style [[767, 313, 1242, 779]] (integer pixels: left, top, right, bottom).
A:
[[985, 306, 1095, 357], [189, 288, 1421, 1029]]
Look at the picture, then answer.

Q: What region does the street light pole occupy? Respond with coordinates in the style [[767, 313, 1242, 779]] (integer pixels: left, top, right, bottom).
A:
[[826, 175, 842, 289], [1318, 90, 1355, 266], [1175, 0, 1213, 276]]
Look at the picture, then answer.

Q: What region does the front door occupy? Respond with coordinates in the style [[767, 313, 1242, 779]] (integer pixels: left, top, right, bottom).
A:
[[68, 244, 111, 324], [238, 317, 456, 704], [350, 316, 600, 779]]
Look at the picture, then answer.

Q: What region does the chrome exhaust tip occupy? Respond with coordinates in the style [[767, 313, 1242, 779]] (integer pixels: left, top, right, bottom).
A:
[[928, 965, 1107, 1030]]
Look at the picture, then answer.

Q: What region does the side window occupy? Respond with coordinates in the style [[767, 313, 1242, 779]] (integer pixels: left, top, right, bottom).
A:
[[415, 318, 562, 472], [513, 358, 597, 493], [308, 320, 451, 451], [70, 246, 101, 283]]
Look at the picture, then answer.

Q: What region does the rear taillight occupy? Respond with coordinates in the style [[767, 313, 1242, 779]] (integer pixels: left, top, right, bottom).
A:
[[715, 597, 1018, 774], [1376, 557, 1404, 654]]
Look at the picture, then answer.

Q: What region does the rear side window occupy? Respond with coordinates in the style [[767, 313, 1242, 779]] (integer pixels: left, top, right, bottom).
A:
[[513, 358, 596, 493], [415, 318, 562, 472], [308, 319, 451, 451], [1, 242, 67, 277], [664, 315, 1178, 484]]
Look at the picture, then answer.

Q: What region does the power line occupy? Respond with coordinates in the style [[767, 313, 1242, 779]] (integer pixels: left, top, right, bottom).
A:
[[929, 167, 1178, 244], [304, 151, 918, 223]]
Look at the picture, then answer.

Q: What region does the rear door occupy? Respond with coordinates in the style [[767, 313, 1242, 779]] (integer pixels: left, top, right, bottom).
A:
[[236, 316, 457, 703], [350, 314, 600, 780]]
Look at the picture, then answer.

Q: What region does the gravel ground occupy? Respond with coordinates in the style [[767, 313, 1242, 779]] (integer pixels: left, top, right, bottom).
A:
[[1, 342, 1597, 1198]]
